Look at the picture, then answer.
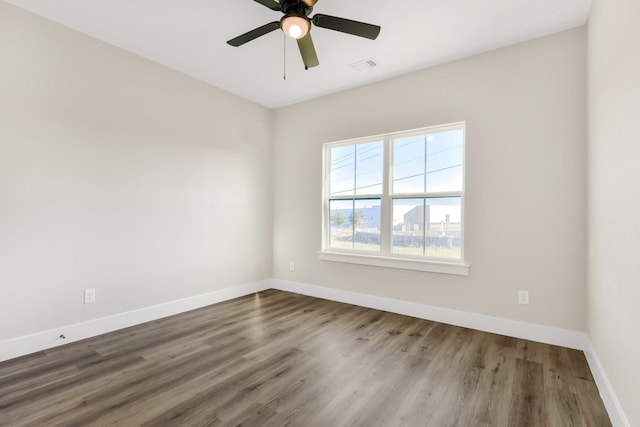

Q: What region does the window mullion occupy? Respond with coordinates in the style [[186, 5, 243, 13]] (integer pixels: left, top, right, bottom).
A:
[[380, 136, 391, 256], [351, 199, 355, 250], [422, 198, 427, 257], [323, 148, 329, 251], [423, 135, 428, 193], [352, 144, 357, 196], [352, 145, 356, 250]]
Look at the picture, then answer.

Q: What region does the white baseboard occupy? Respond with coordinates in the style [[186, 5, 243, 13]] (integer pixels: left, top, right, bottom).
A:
[[0, 280, 270, 363], [583, 340, 631, 427], [270, 279, 587, 350]]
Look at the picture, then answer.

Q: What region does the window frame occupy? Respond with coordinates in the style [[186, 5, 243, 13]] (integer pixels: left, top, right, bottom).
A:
[[320, 122, 469, 276]]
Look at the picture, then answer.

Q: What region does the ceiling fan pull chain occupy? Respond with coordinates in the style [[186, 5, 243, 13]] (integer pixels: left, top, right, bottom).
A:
[[283, 32, 287, 80]]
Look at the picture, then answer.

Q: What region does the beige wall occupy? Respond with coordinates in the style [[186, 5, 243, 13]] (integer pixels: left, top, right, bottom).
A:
[[273, 28, 587, 331], [588, 0, 640, 425], [0, 2, 272, 340]]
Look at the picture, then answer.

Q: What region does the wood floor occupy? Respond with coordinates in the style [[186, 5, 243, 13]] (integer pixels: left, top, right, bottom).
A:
[[0, 290, 610, 426]]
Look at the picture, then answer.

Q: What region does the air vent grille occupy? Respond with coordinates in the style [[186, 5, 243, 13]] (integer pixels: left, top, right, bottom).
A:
[[348, 58, 378, 72]]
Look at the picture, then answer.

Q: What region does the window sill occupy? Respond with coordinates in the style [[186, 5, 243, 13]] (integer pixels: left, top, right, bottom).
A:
[[318, 251, 469, 276]]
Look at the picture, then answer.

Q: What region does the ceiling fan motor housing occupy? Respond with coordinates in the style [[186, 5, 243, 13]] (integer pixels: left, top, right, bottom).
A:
[[279, 0, 312, 17]]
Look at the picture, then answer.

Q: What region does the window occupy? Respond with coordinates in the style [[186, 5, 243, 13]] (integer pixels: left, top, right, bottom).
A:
[[321, 122, 468, 275]]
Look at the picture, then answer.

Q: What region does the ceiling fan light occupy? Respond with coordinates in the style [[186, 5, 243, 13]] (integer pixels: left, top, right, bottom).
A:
[[281, 15, 310, 39]]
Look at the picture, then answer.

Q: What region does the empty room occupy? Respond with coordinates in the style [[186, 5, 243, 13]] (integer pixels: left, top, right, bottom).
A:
[[0, 0, 638, 425]]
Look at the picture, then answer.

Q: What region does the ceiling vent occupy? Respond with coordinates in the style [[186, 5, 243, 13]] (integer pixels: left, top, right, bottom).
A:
[[348, 58, 378, 72]]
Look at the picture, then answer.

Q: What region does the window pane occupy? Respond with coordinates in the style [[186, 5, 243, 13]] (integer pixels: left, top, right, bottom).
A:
[[354, 199, 381, 252], [392, 198, 425, 256], [329, 200, 353, 249], [330, 141, 383, 196], [392, 197, 462, 259], [425, 197, 462, 259], [426, 129, 463, 192], [392, 135, 426, 194], [330, 145, 354, 196], [329, 199, 381, 251], [355, 141, 383, 195]]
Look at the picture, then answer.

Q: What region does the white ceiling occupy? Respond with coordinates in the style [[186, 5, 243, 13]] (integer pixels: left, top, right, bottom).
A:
[[6, 0, 592, 109]]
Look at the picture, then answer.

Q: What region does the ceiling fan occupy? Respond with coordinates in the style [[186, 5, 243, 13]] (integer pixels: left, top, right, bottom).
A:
[[227, 0, 381, 70]]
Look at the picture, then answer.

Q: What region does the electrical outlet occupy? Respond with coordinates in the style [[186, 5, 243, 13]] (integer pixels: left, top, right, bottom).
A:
[[518, 290, 529, 305], [289, 261, 295, 272], [84, 288, 96, 304]]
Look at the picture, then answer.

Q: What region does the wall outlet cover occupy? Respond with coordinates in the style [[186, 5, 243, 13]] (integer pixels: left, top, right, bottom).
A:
[[84, 288, 96, 304], [518, 290, 529, 305]]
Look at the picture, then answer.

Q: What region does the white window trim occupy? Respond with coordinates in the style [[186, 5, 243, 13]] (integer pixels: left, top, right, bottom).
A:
[[320, 122, 469, 275], [318, 251, 470, 275]]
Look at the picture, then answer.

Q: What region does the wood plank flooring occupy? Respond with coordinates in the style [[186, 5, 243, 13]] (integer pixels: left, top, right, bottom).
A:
[[0, 290, 611, 426]]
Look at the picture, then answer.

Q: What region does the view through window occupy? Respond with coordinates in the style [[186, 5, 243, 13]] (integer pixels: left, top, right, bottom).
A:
[[323, 122, 465, 263]]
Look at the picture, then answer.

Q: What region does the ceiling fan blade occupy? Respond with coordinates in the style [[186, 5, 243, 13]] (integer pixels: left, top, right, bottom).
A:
[[297, 33, 319, 69], [300, 0, 318, 6], [253, 0, 281, 11], [227, 21, 281, 47], [312, 14, 380, 40]]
